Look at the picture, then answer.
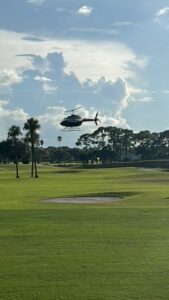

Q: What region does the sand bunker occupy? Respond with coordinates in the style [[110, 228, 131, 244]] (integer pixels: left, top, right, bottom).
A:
[[42, 196, 122, 204]]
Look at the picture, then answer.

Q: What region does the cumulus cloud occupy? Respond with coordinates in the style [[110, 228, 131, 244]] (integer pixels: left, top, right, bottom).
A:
[[77, 5, 93, 16], [114, 80, 130, 119], [31, 54, 131, 134], [0, 51, 132, 144], [34, 75, 57, 93], [0, 30, 148, 83], [0, 31, 149, 145]]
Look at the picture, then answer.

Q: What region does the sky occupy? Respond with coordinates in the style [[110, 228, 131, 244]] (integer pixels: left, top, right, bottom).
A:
[[1, 0, 169, 146]]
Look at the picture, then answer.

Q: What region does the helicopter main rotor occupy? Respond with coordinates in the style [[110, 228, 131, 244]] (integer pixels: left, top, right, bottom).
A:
[[65, 106, 82, 113]]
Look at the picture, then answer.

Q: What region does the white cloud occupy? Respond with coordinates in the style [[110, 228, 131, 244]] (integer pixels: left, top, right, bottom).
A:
[[77, 5, 93, 16], [80, 107, 129, 131], [1, 101, 28, 119], [0, 100, 28, 120], [0, 105, 29, 140], [43, 82, 58, 94], [34, 75, 52, 82], [38, 106, 65, 127], [61, 41, 148, 82], [0, 100, 9, 107], [34, 76, 58, 93], [37, 106, 130, 147], [38, 105, 129, 134], [115, 94, 130, 119], [9, 108, 29, 121], [156, 7, 169, 17], [127, 86, 147, 95], [155, 7, 169, 22], [0, 69, 22, 86], [0, 100, 29, 139], [0, 30, 149, 144], [0, 30, 148, 83]]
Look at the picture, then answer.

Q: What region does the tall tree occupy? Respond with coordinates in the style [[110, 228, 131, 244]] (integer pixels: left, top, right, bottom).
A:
[[23, 118, 40, 178], [134, 130, 152, 160], [7, 125, 22, 178], [121, 129, 134, 160], [57, 136, 62, 147]]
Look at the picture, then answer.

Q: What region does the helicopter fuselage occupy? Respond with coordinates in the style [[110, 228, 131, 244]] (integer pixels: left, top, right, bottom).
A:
[[60, 114, 83, 127], [61, 119, 83, 127]]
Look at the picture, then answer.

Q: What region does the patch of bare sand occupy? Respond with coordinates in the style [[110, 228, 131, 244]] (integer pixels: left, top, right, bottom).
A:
[[41, 197, 122, 204]]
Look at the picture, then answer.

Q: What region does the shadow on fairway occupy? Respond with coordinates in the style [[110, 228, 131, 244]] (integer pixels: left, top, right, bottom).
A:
[[69, 191, 137, 198], [161, 169, 169, 172]]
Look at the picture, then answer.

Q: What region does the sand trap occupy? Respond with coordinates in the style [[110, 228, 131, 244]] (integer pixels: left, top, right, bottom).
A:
[[41, 197, 122, 204]]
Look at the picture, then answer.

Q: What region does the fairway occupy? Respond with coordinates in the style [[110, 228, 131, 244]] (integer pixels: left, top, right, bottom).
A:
[[1, 165, 169, 299]]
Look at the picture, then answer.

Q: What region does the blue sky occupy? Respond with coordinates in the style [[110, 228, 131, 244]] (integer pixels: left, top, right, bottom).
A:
[[0, 0, 169, 146]]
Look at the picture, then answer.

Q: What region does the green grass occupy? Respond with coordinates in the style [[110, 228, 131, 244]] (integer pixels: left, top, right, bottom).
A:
[[1, 164, 169, 299]]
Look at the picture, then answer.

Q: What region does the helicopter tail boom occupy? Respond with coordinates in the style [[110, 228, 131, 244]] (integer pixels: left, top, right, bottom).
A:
[[82, 113, 100, 125]]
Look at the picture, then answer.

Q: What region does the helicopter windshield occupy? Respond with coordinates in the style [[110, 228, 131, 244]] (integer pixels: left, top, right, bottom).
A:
[[71, 114, 81, 120], [64, 115, 81, 122]]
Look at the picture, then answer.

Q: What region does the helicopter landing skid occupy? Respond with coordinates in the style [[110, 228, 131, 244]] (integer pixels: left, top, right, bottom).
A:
[[61, 127, 81, 132]]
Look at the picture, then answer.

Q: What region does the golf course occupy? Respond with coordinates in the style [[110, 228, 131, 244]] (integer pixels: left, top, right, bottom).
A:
[[1, 164, 169, 299]]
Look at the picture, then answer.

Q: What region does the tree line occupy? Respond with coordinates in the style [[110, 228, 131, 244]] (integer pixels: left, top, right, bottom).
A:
[[76, 126, 169, 162], [2, 122, 169, 177]]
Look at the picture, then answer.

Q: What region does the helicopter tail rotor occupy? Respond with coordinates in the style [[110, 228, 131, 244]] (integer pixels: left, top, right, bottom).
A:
[[95, 113, 100, 125]]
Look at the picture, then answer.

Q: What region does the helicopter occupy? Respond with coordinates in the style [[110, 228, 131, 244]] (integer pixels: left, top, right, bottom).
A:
[[60, 107, 100, 130]]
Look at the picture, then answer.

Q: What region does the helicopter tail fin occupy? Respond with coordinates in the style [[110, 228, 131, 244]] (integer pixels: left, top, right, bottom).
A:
[[95, 113, 100, 125]]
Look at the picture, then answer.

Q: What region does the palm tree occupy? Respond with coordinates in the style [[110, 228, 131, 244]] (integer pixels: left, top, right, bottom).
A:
[[23, 118, 40, 178], [57, 136, 62, 147], [40, 139, 44, 147], [38, 139, 44, 163], [7, 125, 22, 178]]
